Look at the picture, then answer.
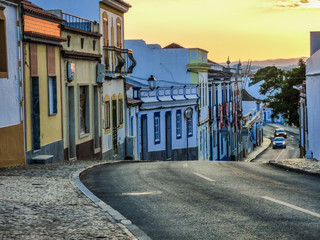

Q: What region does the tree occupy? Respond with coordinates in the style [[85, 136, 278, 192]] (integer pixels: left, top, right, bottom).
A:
[[251, 59, 305, 126]]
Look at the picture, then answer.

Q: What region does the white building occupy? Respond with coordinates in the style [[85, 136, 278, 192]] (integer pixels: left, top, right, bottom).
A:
[[126, 84, 198, 160], [0, 0, 25, 167], [305, 32, 320, 160], [125, 40, 210, 160]]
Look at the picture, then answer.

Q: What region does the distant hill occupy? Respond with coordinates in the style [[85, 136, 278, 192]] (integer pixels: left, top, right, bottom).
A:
[[220, 57, 308, 72], [222, 57, 307, 66]]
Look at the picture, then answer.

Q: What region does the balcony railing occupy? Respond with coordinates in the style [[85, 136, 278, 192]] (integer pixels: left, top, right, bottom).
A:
[[104, 46, 136, 76], [61, 12, 98, 33]]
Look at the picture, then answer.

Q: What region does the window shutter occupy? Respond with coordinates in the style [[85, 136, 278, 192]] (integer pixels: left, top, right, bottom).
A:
[[47, 46, 55, 76], [30, 43, 38, 77], [104, 19, 108, 46]]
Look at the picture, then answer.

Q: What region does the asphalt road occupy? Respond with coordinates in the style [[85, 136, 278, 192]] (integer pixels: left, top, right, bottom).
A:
[[81, 161, 320, 240], [253, 125, 300, 163]]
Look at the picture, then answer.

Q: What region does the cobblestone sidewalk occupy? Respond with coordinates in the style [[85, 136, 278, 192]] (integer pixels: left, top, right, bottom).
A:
[[270, 158, 320, 176], [0, 160, 135, 240]]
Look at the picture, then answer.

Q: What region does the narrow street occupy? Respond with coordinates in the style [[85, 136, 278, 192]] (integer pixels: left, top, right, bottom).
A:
[[82, 160, 320, 239], [253, 124, 300, 163]]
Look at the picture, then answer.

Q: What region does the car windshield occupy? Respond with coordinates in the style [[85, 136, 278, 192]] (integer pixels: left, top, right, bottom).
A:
[[275, 129, 285, 133], [274, 137, 285, 141]]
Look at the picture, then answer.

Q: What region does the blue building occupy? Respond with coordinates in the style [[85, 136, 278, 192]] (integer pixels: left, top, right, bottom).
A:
[[125, 40, 210, 160], [208, 60, 243, 161]]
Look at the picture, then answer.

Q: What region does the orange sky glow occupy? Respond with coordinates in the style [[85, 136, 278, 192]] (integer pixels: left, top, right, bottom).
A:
[[124, 0, 320, 63]]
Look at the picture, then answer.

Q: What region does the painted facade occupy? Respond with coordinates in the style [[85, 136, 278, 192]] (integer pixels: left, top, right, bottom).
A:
[[241, 91, 263, 156], [305, 32, 320, 160], [125, 40, 209, 160], [126, 85, 199, 160], [0, 0, 25, 167], [208, 60, 243, 161], [294, 81, 308, 158], [99, 0, 136, 160], [48, 10, 103, 161], [22, 0, 66, 164]]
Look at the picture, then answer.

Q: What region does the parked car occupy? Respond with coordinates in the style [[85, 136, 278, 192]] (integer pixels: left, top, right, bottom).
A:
[[274, 128, 287, 138], [273, 137, 286, 149]]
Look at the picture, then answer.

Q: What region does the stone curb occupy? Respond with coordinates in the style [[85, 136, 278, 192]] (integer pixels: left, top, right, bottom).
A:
[[71, 161, 152, 240], [244, 137, 272, 162], [269, 161, 320, 178]]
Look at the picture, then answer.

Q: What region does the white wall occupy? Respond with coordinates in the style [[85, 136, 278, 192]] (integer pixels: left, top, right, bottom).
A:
[[306, 75, 320, 160], [0, 3, 21, 128], [125, 40, 191, 86], [139, 106, 198, 153]]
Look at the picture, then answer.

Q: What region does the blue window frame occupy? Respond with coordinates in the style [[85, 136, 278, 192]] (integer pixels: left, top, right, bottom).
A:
[[176, 110, 182, 139], [187, 116, 193, 137], [48, 76, 57, 115], [154, 112, 160, 144]]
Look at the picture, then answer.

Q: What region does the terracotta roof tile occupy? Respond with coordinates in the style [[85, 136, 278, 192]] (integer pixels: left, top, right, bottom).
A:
[[126, 83, 135, 91], [127, 98, 142, 106], [22, 0, 65, 23], [24, 31, 67, 42], [163, 43, 184, 49], [242, 89, 261, 102]]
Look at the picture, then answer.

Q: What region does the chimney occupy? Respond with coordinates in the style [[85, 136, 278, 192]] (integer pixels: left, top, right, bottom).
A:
[[310, 31, 320, 56]]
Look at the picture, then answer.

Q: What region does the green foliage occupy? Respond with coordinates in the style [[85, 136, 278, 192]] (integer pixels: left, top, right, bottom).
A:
[[251, 59, 306, 126]]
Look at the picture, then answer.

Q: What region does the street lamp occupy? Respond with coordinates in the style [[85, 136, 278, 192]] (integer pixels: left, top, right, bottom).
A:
[[148, 75, 157, 91]]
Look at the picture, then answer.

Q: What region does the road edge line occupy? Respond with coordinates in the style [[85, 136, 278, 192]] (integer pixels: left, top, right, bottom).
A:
[[71, 161, 152, 240]]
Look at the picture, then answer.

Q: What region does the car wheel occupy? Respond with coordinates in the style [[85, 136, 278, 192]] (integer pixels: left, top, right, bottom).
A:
[[273, 146, 275, 149]]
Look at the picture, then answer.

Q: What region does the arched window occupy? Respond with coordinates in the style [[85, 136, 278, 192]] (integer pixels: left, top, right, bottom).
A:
[[0, 5, 8, 78], [103, 12, 108, 46], [104, 94, 110, 133], [116, 18, 121, 48]]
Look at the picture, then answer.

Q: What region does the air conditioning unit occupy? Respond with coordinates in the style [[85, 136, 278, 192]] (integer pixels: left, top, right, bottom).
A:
[[126, 136, 136, 159]]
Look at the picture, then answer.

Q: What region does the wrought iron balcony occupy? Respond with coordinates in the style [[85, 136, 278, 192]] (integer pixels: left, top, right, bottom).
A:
[[61, 12, 99, 33], [104, 46, 136, 77]]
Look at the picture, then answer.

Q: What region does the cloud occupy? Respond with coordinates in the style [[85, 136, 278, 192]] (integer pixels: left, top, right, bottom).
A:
[[274, 0, 320, 8]]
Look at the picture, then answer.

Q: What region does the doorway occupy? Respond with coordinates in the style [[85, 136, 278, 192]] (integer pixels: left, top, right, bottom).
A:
[[93, 86, 100, 154], [68, 86, 76, 160], [112, 99, 118, 155], [31, 77, 40, 151], [165, 112, 172, 160], [141, 115, 148, 160]]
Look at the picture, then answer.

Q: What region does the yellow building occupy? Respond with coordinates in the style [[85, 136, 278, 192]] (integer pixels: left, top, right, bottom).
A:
[[22, 0, 66, 164], [47, 10, 103, 160], [99, 0, 136, 160]]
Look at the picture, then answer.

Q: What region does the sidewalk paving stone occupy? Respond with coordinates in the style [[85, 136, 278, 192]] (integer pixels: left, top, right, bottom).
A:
[[0, 160, 136, 240]]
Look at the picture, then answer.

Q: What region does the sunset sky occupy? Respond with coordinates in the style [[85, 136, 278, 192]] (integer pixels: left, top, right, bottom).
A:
[[31, 0, 320, 62]]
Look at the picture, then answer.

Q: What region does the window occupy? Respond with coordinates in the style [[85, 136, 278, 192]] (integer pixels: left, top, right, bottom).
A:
[[187, 116, 193, 137], [154, 112, 160, 144], [103, 14, 108, 46], [118, 94, 123, 127], [80, 38, 84, 49], [79, 86, 90, 136], [130, 116, 134, 136], [176, 110, 182, 139], [93, 40, 96, 51], [48, 77, 57, 115], [0, 6, 8, 78], [116, 18, 121, 48], [104, 95, 110, 132], [67, 35, 71, 47]]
